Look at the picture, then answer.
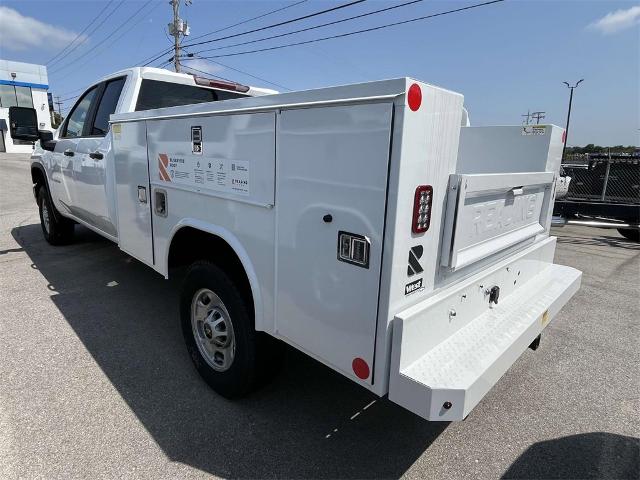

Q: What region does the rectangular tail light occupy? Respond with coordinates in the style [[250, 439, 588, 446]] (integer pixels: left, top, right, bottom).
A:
[[412, 185, 433, 234]]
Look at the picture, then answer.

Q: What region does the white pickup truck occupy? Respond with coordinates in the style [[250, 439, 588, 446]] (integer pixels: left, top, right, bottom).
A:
[[10, 68, 581, 421]]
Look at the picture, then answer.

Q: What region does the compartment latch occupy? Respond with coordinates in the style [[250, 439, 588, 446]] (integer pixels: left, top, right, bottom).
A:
[[488, 285, 500, 305]]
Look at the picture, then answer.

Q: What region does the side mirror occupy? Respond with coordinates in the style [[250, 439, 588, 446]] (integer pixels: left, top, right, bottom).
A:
[[8, 106, 39, 142]]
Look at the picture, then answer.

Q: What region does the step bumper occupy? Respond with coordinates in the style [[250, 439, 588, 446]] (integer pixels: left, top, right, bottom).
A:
[[389, 263, 581, 421]]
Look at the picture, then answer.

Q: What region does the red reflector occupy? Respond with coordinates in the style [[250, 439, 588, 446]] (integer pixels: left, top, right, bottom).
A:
[[352, 357, 370, 380], [562, 130, 567, 144], [408, 83, 422, 111], [412, 185, 433, 234]]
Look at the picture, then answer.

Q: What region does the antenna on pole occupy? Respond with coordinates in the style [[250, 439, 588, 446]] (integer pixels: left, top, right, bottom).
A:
[[168, 0, 191, 72], [531, 111, 546, 124]]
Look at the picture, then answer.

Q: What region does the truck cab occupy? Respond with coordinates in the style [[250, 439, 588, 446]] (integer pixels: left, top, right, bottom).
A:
[[31, 67, 275, 241]]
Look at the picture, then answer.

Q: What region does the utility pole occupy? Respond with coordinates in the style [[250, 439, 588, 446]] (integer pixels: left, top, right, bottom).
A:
[[531, 111, 546, 124], [521, 109, 532, 125], [168, 0, 191, 73], [54, 95, 62, 116], [562, 79, 584, 161]]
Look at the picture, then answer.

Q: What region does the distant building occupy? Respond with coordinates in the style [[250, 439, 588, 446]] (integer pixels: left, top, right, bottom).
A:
[[0, 59, 52, 153]]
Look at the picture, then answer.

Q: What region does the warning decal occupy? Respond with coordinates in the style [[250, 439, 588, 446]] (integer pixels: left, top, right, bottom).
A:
[[157, 152, 250, 196], [521, 125, 546, 136]]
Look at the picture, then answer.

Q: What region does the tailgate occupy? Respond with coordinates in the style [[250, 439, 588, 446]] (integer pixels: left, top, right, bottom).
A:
[[441, 172, 554, 270]]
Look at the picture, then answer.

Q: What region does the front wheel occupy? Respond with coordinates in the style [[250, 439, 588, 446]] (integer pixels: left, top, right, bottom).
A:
[[180, 261, 279, 398], [617, 228, 639, 242], [37, 186, 74, 245]]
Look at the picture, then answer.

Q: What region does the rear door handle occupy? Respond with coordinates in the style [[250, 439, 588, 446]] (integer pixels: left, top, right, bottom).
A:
[[89, 152, 103, 160], [63, 149, 75, 157]]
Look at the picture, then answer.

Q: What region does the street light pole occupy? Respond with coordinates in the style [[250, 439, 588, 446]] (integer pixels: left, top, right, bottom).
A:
[[561, 79, 584, 161]]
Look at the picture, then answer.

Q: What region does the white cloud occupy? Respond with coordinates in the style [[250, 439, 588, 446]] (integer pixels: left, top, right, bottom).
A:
[[588, 5, 640, 35], [0, 6, 85, 52]]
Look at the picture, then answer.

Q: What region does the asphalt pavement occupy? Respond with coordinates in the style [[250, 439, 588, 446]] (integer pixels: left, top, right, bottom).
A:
[[1, 153, 638, 479]]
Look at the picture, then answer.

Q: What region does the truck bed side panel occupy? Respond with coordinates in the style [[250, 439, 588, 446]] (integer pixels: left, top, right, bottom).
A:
[[146, 113, 277, 333]]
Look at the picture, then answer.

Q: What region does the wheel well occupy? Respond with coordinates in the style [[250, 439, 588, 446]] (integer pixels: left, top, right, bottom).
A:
[[31, 165, 46, 193], [168, 227, 254, 314]]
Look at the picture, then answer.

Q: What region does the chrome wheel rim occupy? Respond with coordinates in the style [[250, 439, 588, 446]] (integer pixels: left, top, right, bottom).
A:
[[191, 288, 235, 372], [42, 202, 50, 234]]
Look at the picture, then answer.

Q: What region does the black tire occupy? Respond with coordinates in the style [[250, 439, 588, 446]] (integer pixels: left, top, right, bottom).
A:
[[37, 186, 74, 245], [617, 228, 640, 242], [180, 261, 280, 398]]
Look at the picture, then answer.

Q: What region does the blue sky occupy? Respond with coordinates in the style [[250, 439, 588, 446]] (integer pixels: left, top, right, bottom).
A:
[[1, 0, 638, 146]]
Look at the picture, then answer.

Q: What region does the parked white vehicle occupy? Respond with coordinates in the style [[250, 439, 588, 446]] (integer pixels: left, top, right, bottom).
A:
[[10, 69, 581, 421]]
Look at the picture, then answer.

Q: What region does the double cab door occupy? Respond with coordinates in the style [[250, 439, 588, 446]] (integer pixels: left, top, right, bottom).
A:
[[49, 77, 126, 237]]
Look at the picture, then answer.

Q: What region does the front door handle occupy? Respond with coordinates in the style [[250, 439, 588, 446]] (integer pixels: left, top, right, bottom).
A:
[[63, 149, 75, 157], [89, 151, 103, 160]]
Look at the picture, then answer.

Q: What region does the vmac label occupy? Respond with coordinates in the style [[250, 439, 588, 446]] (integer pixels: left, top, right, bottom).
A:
[[405, 278, 423, 295]]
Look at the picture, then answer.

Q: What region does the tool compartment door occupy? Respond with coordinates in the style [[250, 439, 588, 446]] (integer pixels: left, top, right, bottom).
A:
[[275, 103, 393, 384], [112, 121, 154, 266], [441, 172, 554, 271]]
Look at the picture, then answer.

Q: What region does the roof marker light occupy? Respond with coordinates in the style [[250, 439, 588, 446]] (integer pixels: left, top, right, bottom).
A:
[[408, 83, 422, 111]]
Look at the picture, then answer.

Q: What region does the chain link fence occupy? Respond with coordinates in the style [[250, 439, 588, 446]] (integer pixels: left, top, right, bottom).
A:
[[562, 154, 640, 205]]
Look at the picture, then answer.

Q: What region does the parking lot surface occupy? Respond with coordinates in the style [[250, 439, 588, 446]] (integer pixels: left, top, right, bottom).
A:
[[1, 153, 638, 479]]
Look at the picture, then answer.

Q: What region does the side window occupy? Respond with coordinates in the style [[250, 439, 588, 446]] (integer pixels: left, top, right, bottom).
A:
[[91, 77, 126, 136], [63, 86, 98, 138]]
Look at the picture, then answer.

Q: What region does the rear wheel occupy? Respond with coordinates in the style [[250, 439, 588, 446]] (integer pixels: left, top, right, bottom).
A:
[[180, 261, 281, 398], [617, 228, 639, 242], [37, 186, 74, 245]]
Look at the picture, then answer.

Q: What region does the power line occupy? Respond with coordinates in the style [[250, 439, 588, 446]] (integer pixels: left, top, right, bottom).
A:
[[135, 0, 309, 67], [141, 0, 367, 67], [55, 1, 163, 77], [51, 0, 154, 75], [196, 0, 424, 55], [184, 0, 367, 49], [57, 85, 89, 98], [189, 0, 309, 43], [46, 0, 115, 65], [182, 56, 291, 91], [60, 94, 80, 103], [137, 0, 308, 67], [180, 64, 237, 83], [197, 0, 505, 60], [49, 0, 126, 67]]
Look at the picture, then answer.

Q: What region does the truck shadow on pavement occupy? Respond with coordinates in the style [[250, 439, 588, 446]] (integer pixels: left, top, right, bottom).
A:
[[502, 432, 639, 479], [12, 223, 447, 479]]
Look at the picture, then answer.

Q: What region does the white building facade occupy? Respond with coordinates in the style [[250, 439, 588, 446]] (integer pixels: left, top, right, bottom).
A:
[[0, 59, 52, 153]]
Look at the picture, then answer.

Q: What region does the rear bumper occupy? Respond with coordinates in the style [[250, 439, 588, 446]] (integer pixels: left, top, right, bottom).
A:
[[389, 247, 581, 421]]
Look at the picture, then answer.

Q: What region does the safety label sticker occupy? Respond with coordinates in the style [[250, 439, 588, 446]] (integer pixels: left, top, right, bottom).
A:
[[521, 125, 546, 136], [158, 153, 250, 196]]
